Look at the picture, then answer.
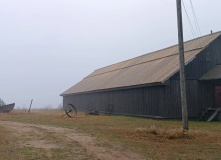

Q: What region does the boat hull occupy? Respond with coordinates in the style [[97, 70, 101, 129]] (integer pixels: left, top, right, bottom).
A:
[[0, 103, 15, 113]]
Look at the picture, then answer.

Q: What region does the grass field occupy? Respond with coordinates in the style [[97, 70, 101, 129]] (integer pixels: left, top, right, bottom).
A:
[[0, 110, 220, 160]]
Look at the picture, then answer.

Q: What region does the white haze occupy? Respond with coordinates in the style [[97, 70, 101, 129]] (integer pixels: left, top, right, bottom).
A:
[[0, 0, 221, 109]]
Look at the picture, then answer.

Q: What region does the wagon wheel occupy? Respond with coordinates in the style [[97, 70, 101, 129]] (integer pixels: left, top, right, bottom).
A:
[[105, 104, 113, 115], [65, 104, 77, 118]]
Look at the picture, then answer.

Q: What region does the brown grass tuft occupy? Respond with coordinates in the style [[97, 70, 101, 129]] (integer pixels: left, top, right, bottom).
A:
[[167, 129, 192, 139], [135, 125, 194, 139]]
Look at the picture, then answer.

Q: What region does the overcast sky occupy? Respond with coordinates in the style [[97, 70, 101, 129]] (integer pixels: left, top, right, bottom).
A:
[[1, 0, 221, 109]]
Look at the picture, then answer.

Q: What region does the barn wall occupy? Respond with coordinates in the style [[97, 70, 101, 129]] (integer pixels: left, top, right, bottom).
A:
[[168, 79, 221, 117], [63, 78, 207, 118], [63, 85, 170, 118], [198, 80, 221, 109], [173, 35, 221, 79], [165, 79, 202, 118], [198, 81, 214, 109]]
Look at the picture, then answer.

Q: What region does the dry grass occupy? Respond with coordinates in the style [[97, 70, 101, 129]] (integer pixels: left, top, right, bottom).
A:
[[0, 110, 221, 160], [134, 125, 219, 141], [0, 126, 12, 159], [135, 125, 193, 139]]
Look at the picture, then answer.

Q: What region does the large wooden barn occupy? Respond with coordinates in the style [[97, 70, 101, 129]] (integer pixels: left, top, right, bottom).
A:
[[61, 31, 221, 119]]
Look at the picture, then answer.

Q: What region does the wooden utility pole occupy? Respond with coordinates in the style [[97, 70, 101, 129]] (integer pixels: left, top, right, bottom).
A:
[[176, 0, 189, 130]]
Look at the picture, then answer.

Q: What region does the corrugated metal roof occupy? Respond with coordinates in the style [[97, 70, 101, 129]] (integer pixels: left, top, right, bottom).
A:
[[200, 65, 221, 80], [61, 31, 221, 96]]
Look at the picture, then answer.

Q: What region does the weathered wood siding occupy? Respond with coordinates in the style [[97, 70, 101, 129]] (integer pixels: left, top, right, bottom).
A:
[[63, 85, 168, 118], [63, 78, 219, 118], [173, 35, 221, 79], [63, 79, 201, 118]]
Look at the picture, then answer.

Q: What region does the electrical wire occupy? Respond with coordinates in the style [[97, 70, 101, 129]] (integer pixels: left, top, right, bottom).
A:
[[190, 0, 202, 37], [181, 0, 197, 39], [181, 0, 201, 48]]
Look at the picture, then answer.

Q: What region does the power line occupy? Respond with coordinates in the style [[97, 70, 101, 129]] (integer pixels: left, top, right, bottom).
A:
[[181, 0, 201, 48], [190, 0, 202, 37], [181, 0, 197, 38]]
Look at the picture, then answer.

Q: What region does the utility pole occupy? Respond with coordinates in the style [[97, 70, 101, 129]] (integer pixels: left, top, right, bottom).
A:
[[176, 0, 189, 130], [28, 99, 33, 113]]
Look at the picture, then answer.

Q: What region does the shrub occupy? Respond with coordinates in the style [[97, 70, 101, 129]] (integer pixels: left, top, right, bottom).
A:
[[0, 99, 6, 106]]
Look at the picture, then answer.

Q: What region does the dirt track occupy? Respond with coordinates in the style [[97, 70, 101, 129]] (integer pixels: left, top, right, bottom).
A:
[[0, 121, 146, 160]]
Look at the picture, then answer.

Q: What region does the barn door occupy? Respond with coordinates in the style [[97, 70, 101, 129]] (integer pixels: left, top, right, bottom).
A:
[[215, 86, 221, 108]]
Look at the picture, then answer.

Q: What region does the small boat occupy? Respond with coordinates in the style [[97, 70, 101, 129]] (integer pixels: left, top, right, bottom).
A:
[[0, 103, 15, 113]]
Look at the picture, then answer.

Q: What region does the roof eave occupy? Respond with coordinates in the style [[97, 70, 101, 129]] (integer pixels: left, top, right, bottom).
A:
[[61, 81, 165, 96]]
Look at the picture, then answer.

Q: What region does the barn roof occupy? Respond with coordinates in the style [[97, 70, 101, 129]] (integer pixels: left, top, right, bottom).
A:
[[61, 31, 221, 96], [200, 65, 221, 80]]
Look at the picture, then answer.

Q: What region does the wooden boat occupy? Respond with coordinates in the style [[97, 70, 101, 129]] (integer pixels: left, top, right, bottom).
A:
[[0, 103, 15, 113]]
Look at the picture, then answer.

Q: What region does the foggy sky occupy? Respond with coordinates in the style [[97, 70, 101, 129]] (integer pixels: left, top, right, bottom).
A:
[[1, 0, 221, 109]]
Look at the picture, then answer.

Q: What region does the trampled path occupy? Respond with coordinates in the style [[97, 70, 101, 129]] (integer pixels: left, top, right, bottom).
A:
[[0, 121, 146, 160]]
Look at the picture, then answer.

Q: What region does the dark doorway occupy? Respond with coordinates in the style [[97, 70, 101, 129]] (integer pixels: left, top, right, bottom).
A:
[[215, 86, 221, 108]]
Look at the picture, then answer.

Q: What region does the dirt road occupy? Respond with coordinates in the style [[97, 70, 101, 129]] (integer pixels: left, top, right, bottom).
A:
[[0, 121, 145, 160]]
